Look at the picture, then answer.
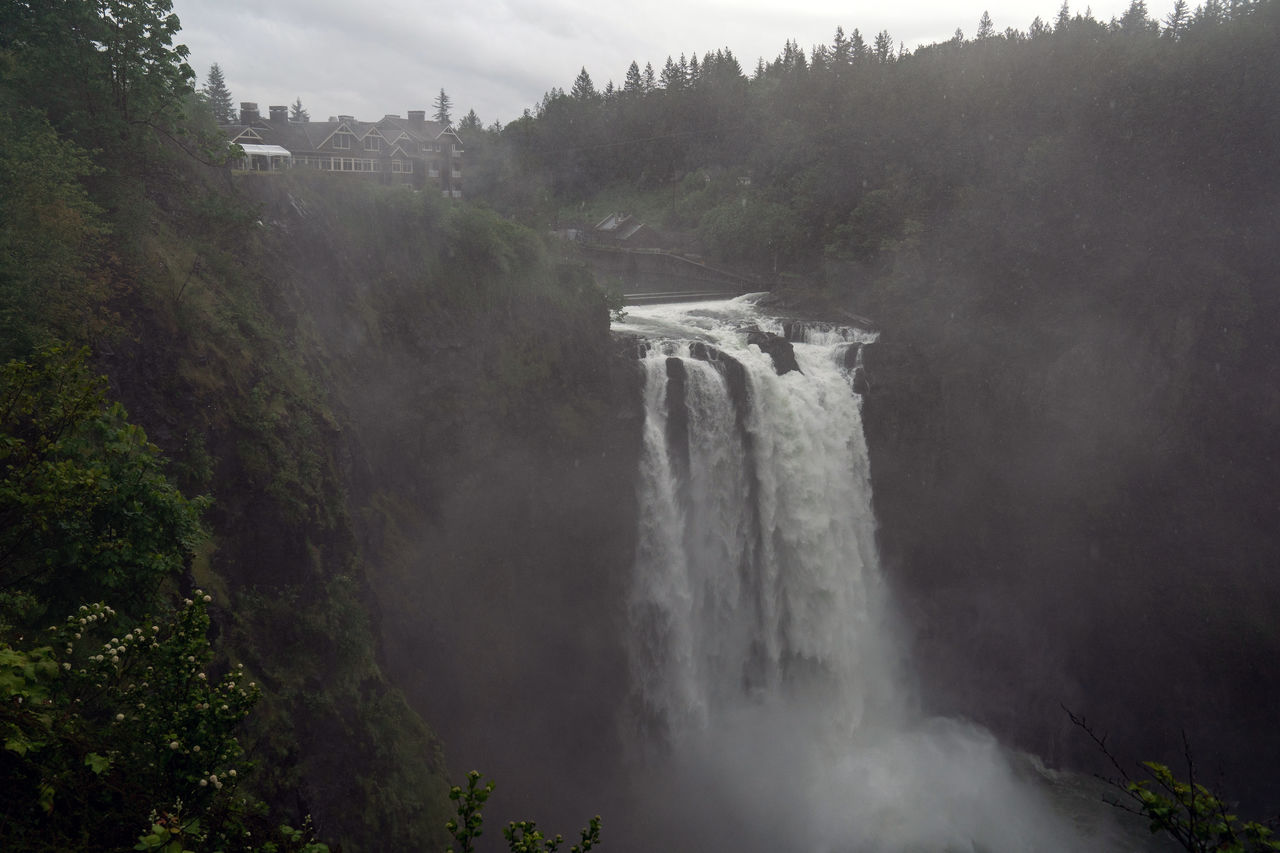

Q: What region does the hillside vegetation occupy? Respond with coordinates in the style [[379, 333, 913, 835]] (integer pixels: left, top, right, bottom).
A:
[[465, 0, 1280, 813], [1, 2, 626, 848]]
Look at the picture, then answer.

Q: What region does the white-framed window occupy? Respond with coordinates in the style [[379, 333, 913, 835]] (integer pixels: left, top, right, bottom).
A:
[[452, 168, 462, 178], [364, 136, 381, 151], [333, 133, 352, 150]]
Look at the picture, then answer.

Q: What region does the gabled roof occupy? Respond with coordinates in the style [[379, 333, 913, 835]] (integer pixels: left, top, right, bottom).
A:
[[221, 111, 464, 157], [315, 121, 358, 149]]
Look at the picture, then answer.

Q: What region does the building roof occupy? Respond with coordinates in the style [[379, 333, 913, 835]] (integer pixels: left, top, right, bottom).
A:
[[238, 144, 292, 157], [224, 111, 461, 156]]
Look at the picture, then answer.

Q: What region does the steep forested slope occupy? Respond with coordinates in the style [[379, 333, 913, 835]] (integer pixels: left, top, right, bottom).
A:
[[0, 3, 632, 846]]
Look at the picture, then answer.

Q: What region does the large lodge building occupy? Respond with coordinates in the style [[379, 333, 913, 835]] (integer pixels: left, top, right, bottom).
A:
[[223, 103, 463, 197]]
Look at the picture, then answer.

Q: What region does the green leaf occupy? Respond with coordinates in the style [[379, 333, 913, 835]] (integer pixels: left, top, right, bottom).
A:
[[84, 751, 110, 774]]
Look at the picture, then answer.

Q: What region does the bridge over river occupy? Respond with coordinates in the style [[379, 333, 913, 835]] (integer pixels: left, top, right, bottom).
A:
[[583, 245, 764, 304]]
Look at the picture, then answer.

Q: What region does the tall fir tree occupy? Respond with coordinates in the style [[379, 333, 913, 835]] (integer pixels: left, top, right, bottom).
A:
[[977, 10, 997, 38], [289, 96, 309, 122], [202, 63, 234, 123], [433, 88, 452, 125], [1164, 0, 1190, 36], [570, 67, 598, 100], [623, 61, 644, 93]]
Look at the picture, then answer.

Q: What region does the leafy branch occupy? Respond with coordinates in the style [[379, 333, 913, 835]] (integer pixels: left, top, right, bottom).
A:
[[446, 770, 601, 853], [1067, 707, 1280, 852]]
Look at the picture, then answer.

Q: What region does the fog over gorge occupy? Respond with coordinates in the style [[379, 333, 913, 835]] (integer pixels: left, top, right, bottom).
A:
[[1, 0, 1277, 851]]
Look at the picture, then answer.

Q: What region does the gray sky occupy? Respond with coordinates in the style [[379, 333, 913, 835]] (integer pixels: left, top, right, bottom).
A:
[[173, 0, 1153, 128]]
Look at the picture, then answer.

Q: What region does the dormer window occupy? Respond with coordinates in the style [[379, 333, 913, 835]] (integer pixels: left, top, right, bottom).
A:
[[333, 133, 353, 150], [364, 136, 381, 151]]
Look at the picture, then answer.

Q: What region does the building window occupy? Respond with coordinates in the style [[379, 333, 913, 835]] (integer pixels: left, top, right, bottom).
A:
[[333, 134, 352, 149], [364, 136, 381, 151], [452, 168, 462, 178]]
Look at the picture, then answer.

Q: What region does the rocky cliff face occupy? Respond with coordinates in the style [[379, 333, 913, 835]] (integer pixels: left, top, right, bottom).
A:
[[852, 262, 1280, 813]]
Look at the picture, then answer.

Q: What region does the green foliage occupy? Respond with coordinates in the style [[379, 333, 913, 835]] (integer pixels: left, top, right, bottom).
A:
[[1071, 711, 1280, 853], [0, 0, 195, 158], [446, 770, 494, 853], [697, 196, 803, 269], [447, 771, 601, 853], [0, 92, 109, 358], [0, 345, 208, 629], [504, 817, 602, 853], [1124, 762, 1280, 853], [0, 597, 261, 852]]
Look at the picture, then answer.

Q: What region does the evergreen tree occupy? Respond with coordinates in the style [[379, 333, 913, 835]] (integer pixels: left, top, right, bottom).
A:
[[433, 88, 452, 124], [660, 56, 686, 91], [642, 61, 657, 91], [1056, 0, 1073, 30], [977, 10, 997, 38], [459, 109, 482, 132], [624, 60, 644, 93], [1117, 0, 1158, 33], [1164, 0, 1190, 36], [832, 26, 852, 66], [873, 30, 895, 62], [289, 96, 309, 122], [202, 63, 234, 123], [570, 67, 598, 100], [849, 28, 867, 61]]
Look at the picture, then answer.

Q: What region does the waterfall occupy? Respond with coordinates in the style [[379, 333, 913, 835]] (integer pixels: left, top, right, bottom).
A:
[[612, 297, 1143, 853]]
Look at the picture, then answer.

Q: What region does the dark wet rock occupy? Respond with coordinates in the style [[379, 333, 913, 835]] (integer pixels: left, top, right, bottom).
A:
[[746, 329, 801, 375]]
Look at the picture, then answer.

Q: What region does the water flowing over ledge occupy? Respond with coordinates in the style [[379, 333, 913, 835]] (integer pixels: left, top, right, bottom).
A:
[[610, 296, 1148, 853]]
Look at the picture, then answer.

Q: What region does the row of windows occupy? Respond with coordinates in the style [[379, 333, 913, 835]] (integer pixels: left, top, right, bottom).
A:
[[293, 156, 416, 173], [328, 132, 456, 154]]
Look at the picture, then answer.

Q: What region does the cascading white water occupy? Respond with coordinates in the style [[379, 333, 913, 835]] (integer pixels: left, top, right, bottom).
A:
[[613, 297, 1144, 853]]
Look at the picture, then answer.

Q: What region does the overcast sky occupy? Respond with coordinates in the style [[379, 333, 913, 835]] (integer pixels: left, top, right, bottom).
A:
[[172, 0, 1159, 128]]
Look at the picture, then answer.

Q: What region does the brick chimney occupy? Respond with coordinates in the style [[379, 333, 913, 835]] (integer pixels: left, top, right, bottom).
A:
[[407, 110, 426, 123], [269, 105, 288, 123], [239, 102, 260, 123]]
